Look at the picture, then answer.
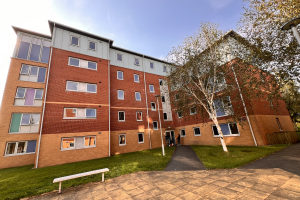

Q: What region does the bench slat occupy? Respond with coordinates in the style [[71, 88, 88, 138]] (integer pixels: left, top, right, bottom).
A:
[[53, 168, 109, 183]]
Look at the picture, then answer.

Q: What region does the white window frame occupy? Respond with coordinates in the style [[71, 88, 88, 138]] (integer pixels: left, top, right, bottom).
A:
[[61, 137, 76, 150], [118, 90, 124, 100], [86, 83, 97, 93], [150, 62, 154, 69], [84, 136, 97, 148], [85, 109, 97, 118], [211, 123, 240, 137], [4, 141, 33, 156], [63, 108, 78, 119], [15, 88, 26, 99], [193, 127, 201, 136], [135, 92, 141, 101], [136, 111, 143, 121], [163, 113, 168, 121], [87, 61, 98, 70], [70, 35, 80, 46], [88, 41, 96, 50], [134, 74, 139, 83], [190, 107, 197, 115], [68, 57, 80, 67], [149, 85, 155, 93], [117, 71, 124, 80], [151, 102, 156, 111], [177, 111, 183, 118], [68, 57, 97, 71], [134, 57, 140, 66], [180, 129, 186, 137], [117, 53, 123, 62], [66, 81, 79, 92], [138, 132, 144, 144], [34, 89, 43, 100], [118, 111, 125, 122], [153, 121, 158, 130], [119, 134, 126, 146]]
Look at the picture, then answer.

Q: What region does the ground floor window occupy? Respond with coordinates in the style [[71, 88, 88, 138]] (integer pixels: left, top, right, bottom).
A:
[[138, 132, 144, 143], [180, 129, 186, 137], [5, 140, 36, 156], [61, 136, 96, 150], [212, 123, 239, 136], [119, 134, 126, 146], [193, 127, 201, 136]]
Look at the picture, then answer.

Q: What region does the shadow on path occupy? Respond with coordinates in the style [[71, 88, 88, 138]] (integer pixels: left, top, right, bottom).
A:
[[164, 145, 206, 171], [240, 142, 300, 176]]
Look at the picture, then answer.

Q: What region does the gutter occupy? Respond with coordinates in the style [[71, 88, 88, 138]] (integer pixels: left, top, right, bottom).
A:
[[143, 55, 151, 149]]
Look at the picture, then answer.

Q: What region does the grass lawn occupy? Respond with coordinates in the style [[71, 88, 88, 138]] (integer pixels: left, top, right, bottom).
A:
[[0, 147, 175, 200], [191, 145, 289, 169]]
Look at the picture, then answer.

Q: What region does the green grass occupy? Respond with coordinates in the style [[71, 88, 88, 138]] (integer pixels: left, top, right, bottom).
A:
[[0, 147, 175, 200], [192, 145, 289, 169]]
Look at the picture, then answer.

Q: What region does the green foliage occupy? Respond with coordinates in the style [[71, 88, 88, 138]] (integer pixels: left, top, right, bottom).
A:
[[0, 147, 175, 200], [191, 145, 288, 169]]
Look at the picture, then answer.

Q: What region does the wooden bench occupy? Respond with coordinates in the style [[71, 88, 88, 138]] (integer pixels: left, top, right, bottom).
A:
[[53, 168, 109, 193]]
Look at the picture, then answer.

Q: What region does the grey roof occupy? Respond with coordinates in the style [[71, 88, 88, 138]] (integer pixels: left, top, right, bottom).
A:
[[12, 26, 52, 40]]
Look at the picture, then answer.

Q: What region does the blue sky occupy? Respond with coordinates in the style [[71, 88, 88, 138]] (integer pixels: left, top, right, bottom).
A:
[[0, 0, 247, 105]]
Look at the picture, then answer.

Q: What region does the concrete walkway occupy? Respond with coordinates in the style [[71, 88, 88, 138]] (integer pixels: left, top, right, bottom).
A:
[[164, 145, 206, 171], [240, 143, 300, 176]]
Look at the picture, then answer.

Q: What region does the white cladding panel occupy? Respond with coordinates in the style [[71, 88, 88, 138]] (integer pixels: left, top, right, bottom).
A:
[[160, 80, 173, 121], [53, 27, 108, 60]]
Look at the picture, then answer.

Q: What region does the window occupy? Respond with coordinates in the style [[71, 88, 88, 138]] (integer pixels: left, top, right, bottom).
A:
[[9, 113, 40, 133], [118, 111, 125, 121], [17, 34, 51, 63], [68, 57, 97, 70], [151, 102, 156, 111], [85, 136, 96, 147], [212, 123, 240, 136], [194, 127, 201, 136], [119, 134, 126, 145], [149, 85, 155, 93], [138, 132, 144, 143], [150, 62, 154, 69], [66, 81, 78, 91], [276, 118, 282, 131], [190, 107, 197, 115], [136, 111, 142, 121], [14, 87, 43, 106], [89, 41, 96, 50], [61, 136, 96, 150], [62, 138, 75, 149], [135, 92, 141, 101], [71, 36, 79, 46], [19, 65, 46, 83], [134, 58, 140, 66], [177, 111, 183, 118], [153, 121, 158, 130], [5, 140, 37, 156], [117, 71, 123, 80], [64, 108, 97, 119], [175, 94, 180, 101], [134, 74, 139, 82], [87, 84, 97, 93], [117, 53, 122, 61], [66, 81, 97, 93], [163, 113, 168, 120], [180, 129, 186, 137], [118, 90, 124, 100], [159, 79, 163, 86], [214, 97, 233, 117], [161, 96, 165, 103], [163, 66, 167, 72]]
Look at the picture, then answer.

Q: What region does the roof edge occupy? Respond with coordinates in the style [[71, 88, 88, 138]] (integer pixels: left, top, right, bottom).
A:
[[12, 26, 52, 39]]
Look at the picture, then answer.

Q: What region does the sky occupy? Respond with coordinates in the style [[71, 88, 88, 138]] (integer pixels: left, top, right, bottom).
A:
[[0, 0, 247, 106]]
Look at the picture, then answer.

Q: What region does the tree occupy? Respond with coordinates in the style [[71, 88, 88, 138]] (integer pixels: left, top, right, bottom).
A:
[[164, 22, 281, 152]]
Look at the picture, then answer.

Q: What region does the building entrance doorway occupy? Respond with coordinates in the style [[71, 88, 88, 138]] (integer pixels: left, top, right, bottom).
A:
[[166, 130, 175, 146]]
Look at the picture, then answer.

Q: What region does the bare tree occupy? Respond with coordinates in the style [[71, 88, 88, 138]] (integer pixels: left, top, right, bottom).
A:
[[164, 22, 281, 152]]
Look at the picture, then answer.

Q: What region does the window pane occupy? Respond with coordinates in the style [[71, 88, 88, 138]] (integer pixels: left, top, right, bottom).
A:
[[117, 71, 123, 79], [10, 114, 22, 133], [135, 58, 139, 65], [138, 133, 143, 142], [163, 66, 167, 72], [62, 138, 75, 149], [16, 88, 26, 98], [41, 46, 50, 63], [134, 74, 139, 82], [181, 130, 186, 136], [89, 42, 96, 50], [229, 124, 239, 134], [27, 140, 37, 153], [178, 111, 182, 118], [69, 58, 80, 66], [85, 136, 96, 146], [86, 109, 96, 117], [30, 67, 38, 76], [87, 84, 96, 92], [159, 79, 163, 85], [65, 108, 76, 118], [153, 122, 158, 129], [20, 65, 30, 74], [194, 128, 200, 135], [120, 135, 126, 144], [118, 90, 124, 99], [212, 126, 219, 135], [163, 113, 167, 120], [117, 54, 122, 61], [35, 89, 43, 99], [37, 67, 46, 83], [71, 37, 79, 45], [220, 124, 230, 135], [29, 44, 41, 62], [17, 41, 30, 59], [162, 96, 165, 102], [151, 103, 156, 110], [135, 92, 141, 100], [21, 114, 31, 125], [149, 85, 154, 92], [6, 143, 16, 155], [88, 62, 97, 70], [31, 114, 40, 125], [43, 40, 51, 47], [119, 112, 125, 121], [24, 89, 35, 106], [17, 142, 26, 153], [137, 112, 142, 120], [150, 62, 154, 69], [67, 82, 78, 91]]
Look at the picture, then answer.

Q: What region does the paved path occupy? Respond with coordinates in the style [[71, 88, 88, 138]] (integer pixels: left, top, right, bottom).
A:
[[164, 145, 206, 171], [240, 143, 300, 176], [25, 168, 300, 200]]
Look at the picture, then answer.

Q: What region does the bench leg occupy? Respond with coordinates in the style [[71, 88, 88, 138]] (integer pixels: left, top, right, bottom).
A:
[[102, 172, 104, 182], [59, 182, 62, 194]]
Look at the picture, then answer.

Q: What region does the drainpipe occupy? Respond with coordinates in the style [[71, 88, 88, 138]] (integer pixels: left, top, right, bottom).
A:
[[108, 40, 111, 156], [143, 55, 151, 149], [35, 23, 56, 168]]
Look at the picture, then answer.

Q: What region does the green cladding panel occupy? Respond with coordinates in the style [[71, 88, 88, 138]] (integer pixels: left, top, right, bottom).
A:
[[10, 113, 22, 133]]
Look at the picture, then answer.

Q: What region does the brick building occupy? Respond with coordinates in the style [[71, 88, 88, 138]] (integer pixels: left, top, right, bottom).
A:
[[0, 21, 295, 169]]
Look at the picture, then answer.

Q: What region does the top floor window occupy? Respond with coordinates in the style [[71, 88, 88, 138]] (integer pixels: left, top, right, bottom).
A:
[[134, 58, 140, 66], [150, 62, 154, 69], [117, 53, 122, 61], [71, 36, 79, 46], [163, 66, 167, 72], [89, 41, 96, 50], [17, 34, 51, 63]]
